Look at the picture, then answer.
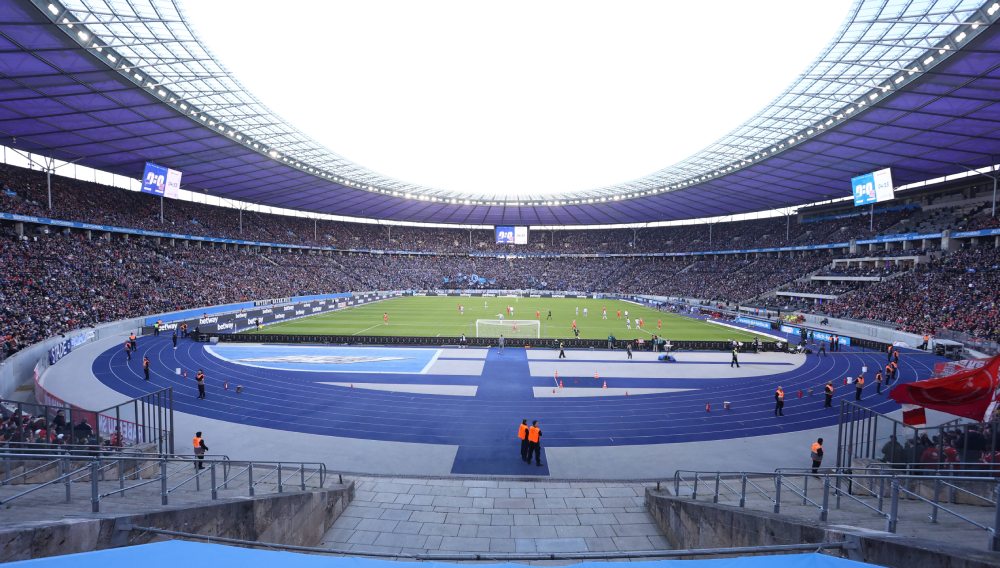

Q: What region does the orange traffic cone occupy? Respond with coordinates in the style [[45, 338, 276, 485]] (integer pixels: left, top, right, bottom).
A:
[[559, 380, 564, 388], [705, 403, 711, 412], [594, 371, 599, 380], [843, 377, 848, 385]]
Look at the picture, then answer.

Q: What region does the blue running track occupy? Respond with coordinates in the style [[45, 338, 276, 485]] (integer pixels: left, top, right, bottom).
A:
[[92, 335, 946, 475]]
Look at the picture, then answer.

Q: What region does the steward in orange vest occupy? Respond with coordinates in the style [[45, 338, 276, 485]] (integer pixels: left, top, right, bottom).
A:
[[518, 420, 530, 463], [526, 421, 543, 466], [774, 387, 785, 417]]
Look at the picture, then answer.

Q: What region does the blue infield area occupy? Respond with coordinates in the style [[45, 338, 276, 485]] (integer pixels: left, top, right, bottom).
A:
[[205, 344, 441, 374]]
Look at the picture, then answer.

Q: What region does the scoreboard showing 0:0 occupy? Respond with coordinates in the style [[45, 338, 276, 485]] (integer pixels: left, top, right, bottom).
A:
[[495, 226, 528, 245]]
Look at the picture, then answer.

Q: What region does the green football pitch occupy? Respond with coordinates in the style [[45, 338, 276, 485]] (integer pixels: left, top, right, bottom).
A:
[[244, 296, 760, 342]]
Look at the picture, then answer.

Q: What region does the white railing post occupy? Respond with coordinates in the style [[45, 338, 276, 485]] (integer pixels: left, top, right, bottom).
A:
[[774, 475, 782, 514], [90, 461, 100, 513], [160, 459, 168, 506], [821, 476, 830, 522], [886, 480, 900, 533], [211, 463, 217, 500]]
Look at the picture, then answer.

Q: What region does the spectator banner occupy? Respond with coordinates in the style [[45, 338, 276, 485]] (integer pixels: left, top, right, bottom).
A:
[[890, 355, 1000, 422], [47, 330, 95, 365], [736, 316, 772, 330]]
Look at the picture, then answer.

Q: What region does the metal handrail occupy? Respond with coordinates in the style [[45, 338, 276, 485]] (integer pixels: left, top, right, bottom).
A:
[[896, 482, 995, 533], [668, 469, 1000, 550], [1, 457, 62, 485], [0, 453, 330, 513], [0, 461, 92, 506]]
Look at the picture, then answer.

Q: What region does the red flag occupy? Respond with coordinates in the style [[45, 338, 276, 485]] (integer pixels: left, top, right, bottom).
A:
[[890, 356, 1000, 422], [901, 405, 926, 426]]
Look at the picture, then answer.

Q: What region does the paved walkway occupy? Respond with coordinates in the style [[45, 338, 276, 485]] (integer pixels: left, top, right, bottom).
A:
[[321, 477, 663, 554]]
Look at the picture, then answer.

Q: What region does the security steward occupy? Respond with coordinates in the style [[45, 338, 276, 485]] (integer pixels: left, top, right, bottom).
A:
[[142, 356, 150, 381], [731, 346, 740, 368], [195, 369, 206, 399], [124, 341, 132, 362], [774, 386, 785, 416], [810, 438, 824, 474], [527, 420, 543, 466], [129, 332, 137, 351], [193, 431, 208, 469], [824, 381, 834, 408], [875, 370, 884, 394], [921, 334, 930, 350], [855, 373, 865, 400], [517, 419, 530, 463]]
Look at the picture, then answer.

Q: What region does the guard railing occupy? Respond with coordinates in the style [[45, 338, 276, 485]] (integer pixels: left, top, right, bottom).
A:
[[671, 469, 1000, 551], [0, 452, 331, 513]]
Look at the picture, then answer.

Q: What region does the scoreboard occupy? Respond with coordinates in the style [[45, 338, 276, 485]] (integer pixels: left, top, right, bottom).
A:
[[141, 162, 182, 198], [495, 226, 528, 244], [851, 168, 894, 206]]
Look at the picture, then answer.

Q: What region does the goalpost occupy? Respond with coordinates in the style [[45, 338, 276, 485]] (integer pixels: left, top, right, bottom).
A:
[[475, 319, 540, 338]]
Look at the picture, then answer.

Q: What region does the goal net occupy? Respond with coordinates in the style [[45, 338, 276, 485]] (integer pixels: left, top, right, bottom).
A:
[[475, 319, 540, 338]]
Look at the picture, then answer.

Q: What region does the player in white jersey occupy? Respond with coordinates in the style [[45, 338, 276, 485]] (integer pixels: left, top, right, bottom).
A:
[[575, 306, 579, 316], [624, 309, 629, 319], [459, 304, 464, 315], [602, 307, 607, 320], [583, 307, 588, 318], [626, 318, 632, 330]]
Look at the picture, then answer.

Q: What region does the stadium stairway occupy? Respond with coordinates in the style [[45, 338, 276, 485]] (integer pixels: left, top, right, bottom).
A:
[[664, 469, 1000, 553], [0, 454, 335, 526], [320, 476, 664, 554]]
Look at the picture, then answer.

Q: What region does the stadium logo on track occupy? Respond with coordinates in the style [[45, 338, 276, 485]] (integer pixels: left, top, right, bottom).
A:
[[235, 355, 408, 365]]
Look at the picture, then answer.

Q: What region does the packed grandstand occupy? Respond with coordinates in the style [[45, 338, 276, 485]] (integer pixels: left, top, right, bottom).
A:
[[1, 160, 997, 358]]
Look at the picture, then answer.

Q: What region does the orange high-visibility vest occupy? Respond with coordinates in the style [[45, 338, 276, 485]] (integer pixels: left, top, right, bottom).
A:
[[192, 436, 202, 449], [517, 424, 528, 440], [527, 426, 540, 443], [811, 442, 822, 454], [825, 384, 833, 395], [857, 376, 865, 387], [776, 388, 784, 401]]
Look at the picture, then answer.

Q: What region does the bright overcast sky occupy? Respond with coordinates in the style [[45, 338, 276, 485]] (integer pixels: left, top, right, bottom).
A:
[[182, 1, 853, 198]]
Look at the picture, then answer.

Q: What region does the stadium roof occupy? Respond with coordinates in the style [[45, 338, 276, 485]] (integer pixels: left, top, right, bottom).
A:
[[0, 0, 999, 225]]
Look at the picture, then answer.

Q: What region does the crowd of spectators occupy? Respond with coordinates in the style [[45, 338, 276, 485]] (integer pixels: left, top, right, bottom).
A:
[[5, 162, 983, 256], [817, 246, 1000, 342], [2, 160, 999, 351]]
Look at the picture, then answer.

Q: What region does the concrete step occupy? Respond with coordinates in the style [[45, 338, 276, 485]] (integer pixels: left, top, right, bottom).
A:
[[320, 477, 665, 555]]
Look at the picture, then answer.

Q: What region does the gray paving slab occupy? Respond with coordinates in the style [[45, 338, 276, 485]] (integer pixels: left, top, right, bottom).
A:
[[439, 536, 491, 552], [535, 538, 589, 553], [418, 523, 460, 537], [319, 475, 665, 554]]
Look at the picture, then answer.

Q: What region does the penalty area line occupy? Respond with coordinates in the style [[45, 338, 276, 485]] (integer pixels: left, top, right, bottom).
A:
[[352, 323, 384, 336]]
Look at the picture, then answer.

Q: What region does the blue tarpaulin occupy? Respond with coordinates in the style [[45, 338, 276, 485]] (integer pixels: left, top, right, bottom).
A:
[[7, 541, 883, 568]]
